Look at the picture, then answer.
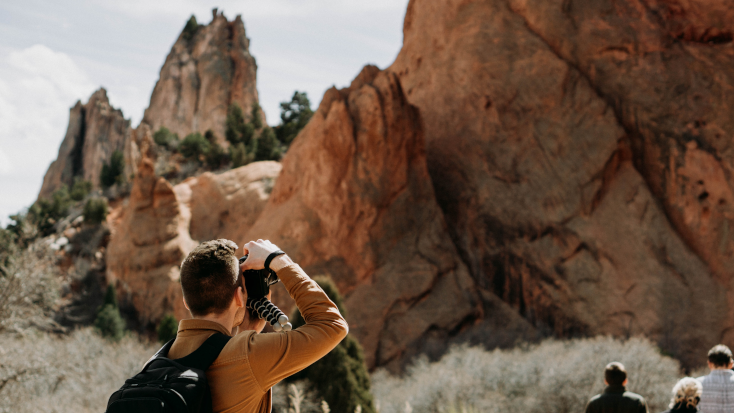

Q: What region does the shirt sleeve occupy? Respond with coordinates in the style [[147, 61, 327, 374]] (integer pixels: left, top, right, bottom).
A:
[[245, 263, 349, 391]]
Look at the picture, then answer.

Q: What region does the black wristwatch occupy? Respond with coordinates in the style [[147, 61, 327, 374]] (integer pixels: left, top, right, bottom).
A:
[[264, 250, 286, 272]]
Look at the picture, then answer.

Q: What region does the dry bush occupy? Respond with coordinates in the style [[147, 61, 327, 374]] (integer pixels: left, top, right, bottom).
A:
[[272, 380, 322, 413], [0, 242, 60, 332], [373, 336, 681, 413], [0, 327, 156, 413]]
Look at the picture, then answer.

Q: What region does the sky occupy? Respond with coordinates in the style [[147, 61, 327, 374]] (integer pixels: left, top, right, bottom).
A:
[[0, 0, 409, 225]]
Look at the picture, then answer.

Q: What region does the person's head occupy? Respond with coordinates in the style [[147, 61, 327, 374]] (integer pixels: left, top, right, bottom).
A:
[[669, 377, 702, 409], [604, 362, 628, 387], [707, 344, 733, 370], [180, 239, 242, 317]]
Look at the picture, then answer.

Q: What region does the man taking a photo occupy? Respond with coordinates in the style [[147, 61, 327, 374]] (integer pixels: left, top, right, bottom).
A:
[[167, 238, 348, 413]]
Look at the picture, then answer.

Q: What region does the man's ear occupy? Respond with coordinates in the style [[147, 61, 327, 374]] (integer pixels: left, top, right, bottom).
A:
[[182, 296, 190, 310], [234, 286, 245, 308], [623, 378, 628, 386], [603, 379, 608, 386]]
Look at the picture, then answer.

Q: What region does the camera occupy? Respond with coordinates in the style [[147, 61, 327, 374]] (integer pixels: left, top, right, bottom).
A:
[[239, 255, 292, 331]]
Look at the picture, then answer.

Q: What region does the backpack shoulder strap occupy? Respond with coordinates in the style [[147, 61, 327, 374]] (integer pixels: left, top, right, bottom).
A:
[[140, 338, 176, 372], [174, 333, 231, 371]]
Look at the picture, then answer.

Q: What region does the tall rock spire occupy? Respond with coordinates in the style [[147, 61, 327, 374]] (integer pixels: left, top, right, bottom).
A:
[[38, 88, 131, 199], [142, 10, 263, 142]]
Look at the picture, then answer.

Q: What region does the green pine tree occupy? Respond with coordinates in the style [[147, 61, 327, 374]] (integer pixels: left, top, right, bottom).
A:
[[95, 284, 125, 341], [100, 150, 125, 188], [158, 314, 178, 343], [102, 284, 118, 309], [250, 102, 263, 130], [275, 91, 314, 146], [254, 127, 282, 161], [182, 15, 199, 41], [179, 132, 210, 160], [29, 185, 72, 236], [288, 276, 375, 413], [83, 197, 109, 225], [225, 103, 255, 146], [69, 177, 92, 201]]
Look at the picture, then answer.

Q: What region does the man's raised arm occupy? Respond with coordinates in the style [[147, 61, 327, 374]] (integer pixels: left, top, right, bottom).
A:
[[240, 242, 348, 391]]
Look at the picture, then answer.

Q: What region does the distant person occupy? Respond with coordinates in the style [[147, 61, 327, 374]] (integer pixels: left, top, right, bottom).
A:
[[585, 362, 649, 413], [697, 344, 734, 413], [660, 377, 702, 413]]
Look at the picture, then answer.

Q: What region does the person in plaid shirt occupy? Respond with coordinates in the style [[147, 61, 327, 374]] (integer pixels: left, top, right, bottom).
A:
[[697, 345, 734, 413]]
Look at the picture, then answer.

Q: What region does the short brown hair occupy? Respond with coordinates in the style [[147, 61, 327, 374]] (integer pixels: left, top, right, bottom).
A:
[[605, 362, 627, 386], [180, 239, 239, 316], [708, 344, 732, 367]]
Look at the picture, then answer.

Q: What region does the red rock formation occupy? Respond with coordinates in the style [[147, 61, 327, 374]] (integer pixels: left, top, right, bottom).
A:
[[106, 127, 280, 325], [242, 66, 485, 368], [142, 9, 262, 142], [106, 128, 196, 325], [390, 0, 733, 366], [39, 0, 734, 370], [506, 0, 734, 285], [179, 161, 281, 243], [39, 88, 131, 198]]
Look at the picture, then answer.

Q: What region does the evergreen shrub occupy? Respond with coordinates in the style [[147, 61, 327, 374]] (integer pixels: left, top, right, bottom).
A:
[[70, 178, 92, 201], [100, 150, 125, 188], [225, 103, 255, 146], [275, 91, 314, 145], [204, 130, 229, 169], [94, 284, 125, 342], [230, 142, 250, 168], [288, 276, 375, 413], [254, 127, 282, 161], [179, 132, 210, 159], [182, 16, 199, 41], [153, 126, 179, 149], [94, 304, 125, 342], [83, 197, 108, 225], [158, 314, 178, 343], [30, 185, 72, 235]]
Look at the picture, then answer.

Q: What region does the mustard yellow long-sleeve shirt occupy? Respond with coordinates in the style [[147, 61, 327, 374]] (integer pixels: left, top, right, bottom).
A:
[[168, 263, 349, 413]]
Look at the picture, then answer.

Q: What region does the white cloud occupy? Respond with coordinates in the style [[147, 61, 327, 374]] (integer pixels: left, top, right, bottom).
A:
[[0, 44, 96, 221], [0, 147, 12, 175], [95, 0, 406, 20]]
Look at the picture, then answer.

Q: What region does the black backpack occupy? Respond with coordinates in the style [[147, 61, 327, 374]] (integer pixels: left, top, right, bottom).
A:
[[106, 333, 231, 413]]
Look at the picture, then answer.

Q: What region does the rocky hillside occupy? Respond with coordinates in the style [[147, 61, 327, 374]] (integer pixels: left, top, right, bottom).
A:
[[37, 1, 734, 371]]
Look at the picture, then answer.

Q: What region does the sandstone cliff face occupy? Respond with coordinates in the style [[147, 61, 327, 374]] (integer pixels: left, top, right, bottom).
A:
[[105, 128, 280, 325], [180, 161, 281, 243], [142, 10, 262, 141], [39, 88, 131, 198], [242, 66, 490, 368], [390, 0, 733, 366], [39, 0, 734, 370], [106, 129, 196, 325]]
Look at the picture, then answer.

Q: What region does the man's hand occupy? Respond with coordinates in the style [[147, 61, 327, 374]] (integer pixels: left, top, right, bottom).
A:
[[241, 239, 282, 270]]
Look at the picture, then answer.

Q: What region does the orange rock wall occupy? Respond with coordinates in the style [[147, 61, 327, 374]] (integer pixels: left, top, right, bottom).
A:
[[389, 0, 734, 367]]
